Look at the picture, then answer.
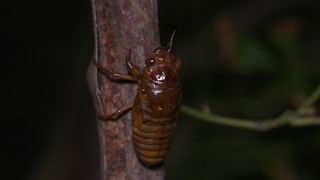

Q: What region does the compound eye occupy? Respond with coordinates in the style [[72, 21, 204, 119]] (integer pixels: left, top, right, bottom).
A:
[[170, 54, 176, 63], [145, 57, 156, 67]]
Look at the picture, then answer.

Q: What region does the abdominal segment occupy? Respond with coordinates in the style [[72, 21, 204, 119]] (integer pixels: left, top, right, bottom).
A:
[[132, 113, 177, 166]]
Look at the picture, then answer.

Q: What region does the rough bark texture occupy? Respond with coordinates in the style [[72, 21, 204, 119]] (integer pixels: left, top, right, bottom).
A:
[[87, 0, 164, 179]]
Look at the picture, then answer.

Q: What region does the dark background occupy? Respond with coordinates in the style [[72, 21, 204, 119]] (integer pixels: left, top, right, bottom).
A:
[[2, 0, 320, 179]]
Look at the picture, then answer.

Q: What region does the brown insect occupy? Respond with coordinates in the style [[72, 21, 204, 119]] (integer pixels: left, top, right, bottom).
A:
[[93, 32, 182, 166]]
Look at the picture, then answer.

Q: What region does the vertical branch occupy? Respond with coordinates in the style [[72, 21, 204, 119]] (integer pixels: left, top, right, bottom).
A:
[[88, 0, 164, 179]]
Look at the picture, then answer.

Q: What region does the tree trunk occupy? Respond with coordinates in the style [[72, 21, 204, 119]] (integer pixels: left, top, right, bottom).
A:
[[87, 0, 164, 179]]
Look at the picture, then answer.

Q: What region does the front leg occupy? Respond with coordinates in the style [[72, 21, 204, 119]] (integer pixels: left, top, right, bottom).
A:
[[126, 50, 142, 78], [93, 50, 142, 81], [93, 57, 138, 81]]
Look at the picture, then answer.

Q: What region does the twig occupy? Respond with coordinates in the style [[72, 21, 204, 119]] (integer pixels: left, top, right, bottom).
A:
[[181, 85, 320, 132]]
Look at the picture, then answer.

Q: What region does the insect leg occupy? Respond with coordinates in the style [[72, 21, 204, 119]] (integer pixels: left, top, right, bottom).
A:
[[98, 103, 134, 120], [93, 58, 137, 81], [174, 58, 182, 70], [126, 50, 142, 78]]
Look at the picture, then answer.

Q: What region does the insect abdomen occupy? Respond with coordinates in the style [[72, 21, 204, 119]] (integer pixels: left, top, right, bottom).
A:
[[133, 118, 177, 166]]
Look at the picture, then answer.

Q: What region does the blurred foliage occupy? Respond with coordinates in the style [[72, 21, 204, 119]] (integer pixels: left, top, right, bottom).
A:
[[159, 1, 320, 180]]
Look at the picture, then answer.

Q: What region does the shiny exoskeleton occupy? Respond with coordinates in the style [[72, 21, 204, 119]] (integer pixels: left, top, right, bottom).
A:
[[93, 32, 182, 166]]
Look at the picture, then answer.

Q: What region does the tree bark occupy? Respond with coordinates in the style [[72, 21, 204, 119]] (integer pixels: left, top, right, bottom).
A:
[[87, 0, 164, 179]]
